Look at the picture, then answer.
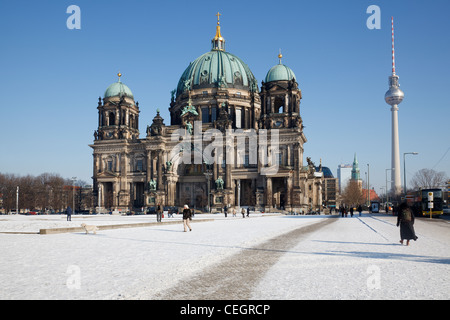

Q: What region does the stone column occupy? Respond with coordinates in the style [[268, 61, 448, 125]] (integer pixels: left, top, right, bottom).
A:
[[265, 177, 272, 210], [286, 176, 292, 208], [157, 150, 163, 190]]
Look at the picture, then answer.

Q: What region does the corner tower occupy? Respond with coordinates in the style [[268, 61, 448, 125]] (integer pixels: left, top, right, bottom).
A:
[[95, 73, 140, 141], [260, 52, 303, 130]]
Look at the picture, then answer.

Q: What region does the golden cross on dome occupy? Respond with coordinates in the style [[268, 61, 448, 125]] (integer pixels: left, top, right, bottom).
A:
[[216, 12, 221, 25]]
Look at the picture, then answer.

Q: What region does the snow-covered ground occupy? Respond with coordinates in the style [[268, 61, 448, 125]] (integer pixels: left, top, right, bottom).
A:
[[0, 213, 448, 300]]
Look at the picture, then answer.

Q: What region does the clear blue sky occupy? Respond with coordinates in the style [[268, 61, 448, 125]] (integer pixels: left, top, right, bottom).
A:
[[1, 0, 449, 194]]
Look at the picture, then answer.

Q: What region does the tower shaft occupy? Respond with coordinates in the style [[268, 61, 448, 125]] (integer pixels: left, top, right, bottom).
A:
[[391, 105, 401, 195]]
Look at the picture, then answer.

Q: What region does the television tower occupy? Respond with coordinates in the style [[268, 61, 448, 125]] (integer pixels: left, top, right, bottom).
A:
[[384, 17, 404, 196]]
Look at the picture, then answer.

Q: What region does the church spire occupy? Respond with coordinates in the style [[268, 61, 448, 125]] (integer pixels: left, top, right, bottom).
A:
[[211, 12, 225, 51], [351, 153, 361, 181]]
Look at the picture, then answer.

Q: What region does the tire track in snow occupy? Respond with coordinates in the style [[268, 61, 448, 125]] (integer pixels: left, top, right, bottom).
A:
[[153, 216, 337, 300], [356, 217, 390, 242]]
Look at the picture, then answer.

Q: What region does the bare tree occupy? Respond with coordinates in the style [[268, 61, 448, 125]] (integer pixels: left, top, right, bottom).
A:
[[0, 172, 89, 213], [410, 169, 448, 190], [341, 180, 365, 207]]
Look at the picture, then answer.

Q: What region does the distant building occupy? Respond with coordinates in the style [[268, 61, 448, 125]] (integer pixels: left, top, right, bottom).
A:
[[362, 188, 381, 203], [337, 164, 352, 193], [319, 166, 338, 210]]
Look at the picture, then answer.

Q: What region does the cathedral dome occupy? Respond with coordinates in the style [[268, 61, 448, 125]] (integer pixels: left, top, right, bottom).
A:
[[176, 50, 258, 98], [104, 73, 134, 99], [265, 63, 296, 83], [175, 14, 258, 98]]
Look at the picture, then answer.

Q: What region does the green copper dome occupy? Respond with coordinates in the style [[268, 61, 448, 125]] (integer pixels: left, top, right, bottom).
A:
[[104, 78, 134, 99], [265, 63, 296, 83], [176, 50, 259, 97]]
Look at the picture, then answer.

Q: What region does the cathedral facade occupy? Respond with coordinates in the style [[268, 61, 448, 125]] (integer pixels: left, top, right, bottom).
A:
[[90, 15, 323, 213]]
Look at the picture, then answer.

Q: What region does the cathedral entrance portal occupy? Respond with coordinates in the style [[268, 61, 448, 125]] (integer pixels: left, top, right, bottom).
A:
[[103, 182, 114, 210], [272, 177, 286, 209], [236, 179, 256, 207], [132, 182, 145, 209], [177, 182, 207, 210]]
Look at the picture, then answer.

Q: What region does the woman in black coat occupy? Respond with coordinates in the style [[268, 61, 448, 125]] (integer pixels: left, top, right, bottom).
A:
[[182, 204, 192, 232], [396, 202, 418, 245]]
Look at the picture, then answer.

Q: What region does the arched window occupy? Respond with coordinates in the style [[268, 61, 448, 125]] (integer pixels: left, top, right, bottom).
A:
[[109, 112, 115, 126], [274, 97, 284, 113]]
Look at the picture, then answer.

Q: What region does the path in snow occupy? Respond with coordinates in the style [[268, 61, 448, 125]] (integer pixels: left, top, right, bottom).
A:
[[153, 217, 337, 299]]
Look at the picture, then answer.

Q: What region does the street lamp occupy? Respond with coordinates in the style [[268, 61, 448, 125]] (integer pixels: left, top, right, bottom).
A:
[[386, 168, 394, 211], [72, 177, 77, 213], [16, 186, 19, 215], [380, 186, 386, 204], [203, 165, 212, 213], [367, 163, 370, 206], [403, 152, 418, 195]]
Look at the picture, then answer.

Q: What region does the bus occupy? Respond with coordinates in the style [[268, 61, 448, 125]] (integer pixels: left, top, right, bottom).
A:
[[420, 189, 444, 217], [408, 188, 444, 217]]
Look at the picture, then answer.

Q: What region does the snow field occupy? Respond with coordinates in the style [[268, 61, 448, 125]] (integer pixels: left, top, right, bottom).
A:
[[0, 213, 448, 300], [252, 215, 450, 300], [0, 214, 318, 300]]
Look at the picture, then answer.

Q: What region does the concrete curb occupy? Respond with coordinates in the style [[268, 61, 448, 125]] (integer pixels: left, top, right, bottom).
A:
[[39, 218, 214, 235]]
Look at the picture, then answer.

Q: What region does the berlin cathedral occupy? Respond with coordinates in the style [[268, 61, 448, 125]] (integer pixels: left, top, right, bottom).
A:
[[90, 14, 323, 213]]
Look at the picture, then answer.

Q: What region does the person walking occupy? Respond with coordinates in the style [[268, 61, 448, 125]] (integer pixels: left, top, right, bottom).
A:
[[241, 207, 245, 218], [357, 205, 362, 217], [156, 203, 162, 222], [396, 202, 418, 246], [183, 204, 192, 232], [232, 207, 236, 217], [66, 206, 72, 221], [246, 207, 250, 217], [223, 205, 228, 218]]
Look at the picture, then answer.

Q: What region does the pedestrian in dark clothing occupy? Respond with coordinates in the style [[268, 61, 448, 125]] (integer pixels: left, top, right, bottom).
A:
[[396, 202, 418, 246], [241, 207, 245, 218], [66, 206, 72, 221], [350, 207, 354, 217], [182, 204, 192, 232], [357, 205, 362, 217], [156, 204, 162, 222], [246, 207, 250, 217], [224, 205, 228, 218]]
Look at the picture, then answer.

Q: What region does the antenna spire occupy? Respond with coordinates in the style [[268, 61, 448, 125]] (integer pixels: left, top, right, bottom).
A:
[[391, 16, 396, 75]]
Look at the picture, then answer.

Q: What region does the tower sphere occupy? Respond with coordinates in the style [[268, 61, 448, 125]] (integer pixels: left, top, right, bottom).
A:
[[385, 85, 404, 106]]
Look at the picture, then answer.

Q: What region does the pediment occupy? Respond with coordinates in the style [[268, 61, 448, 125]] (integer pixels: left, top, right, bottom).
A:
[[97, 171, 120, 178]]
